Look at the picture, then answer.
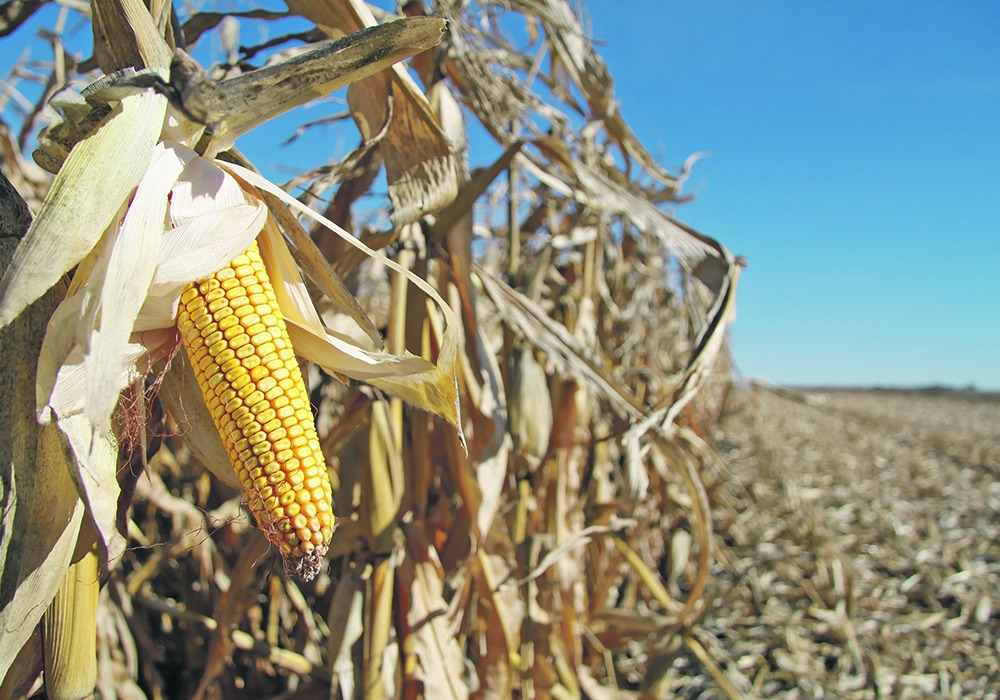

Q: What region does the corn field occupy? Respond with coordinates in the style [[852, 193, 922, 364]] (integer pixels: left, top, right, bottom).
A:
[[0, 1, 740, 698]]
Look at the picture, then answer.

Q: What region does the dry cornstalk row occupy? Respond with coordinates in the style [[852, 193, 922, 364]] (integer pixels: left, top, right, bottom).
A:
[[0, 1, 740, 698]]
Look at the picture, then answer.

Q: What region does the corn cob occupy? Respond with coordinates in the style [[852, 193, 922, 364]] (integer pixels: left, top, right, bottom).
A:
[[175, 240, 333, 580]]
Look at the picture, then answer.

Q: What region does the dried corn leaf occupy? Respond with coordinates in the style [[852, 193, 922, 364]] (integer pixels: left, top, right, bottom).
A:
[[459, 318, 510, 536], [660, 263, 739, 425], [363, 401, 403, 549], [365, 555, 398, 700], [347, 69, 460, 228], [327, 567, 365, 696], [0, 1, 751, 695], [256, 183, 381, 347], [476, 266, 642, 421], [288, 0, 453, 148], [510, 0, 681, 190], [517, 152, 730, 291], [91, 0, 174, 73], [289, 0, 461, 227], [402, 527, 468, 700], [477, 549, 524, 684]]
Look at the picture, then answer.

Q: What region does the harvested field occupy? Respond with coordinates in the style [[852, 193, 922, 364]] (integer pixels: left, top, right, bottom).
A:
[[701, 386, 1000, 699]]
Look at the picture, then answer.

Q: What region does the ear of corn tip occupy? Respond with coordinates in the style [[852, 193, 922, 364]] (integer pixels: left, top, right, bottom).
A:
[[176, 240, 333, 580]]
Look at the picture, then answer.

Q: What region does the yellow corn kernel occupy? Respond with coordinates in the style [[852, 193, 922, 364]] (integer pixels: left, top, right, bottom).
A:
[[175, 241, 334, 580]]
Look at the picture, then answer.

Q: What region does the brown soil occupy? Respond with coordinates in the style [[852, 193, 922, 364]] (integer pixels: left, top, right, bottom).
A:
[[702, 386, 1000, 699]]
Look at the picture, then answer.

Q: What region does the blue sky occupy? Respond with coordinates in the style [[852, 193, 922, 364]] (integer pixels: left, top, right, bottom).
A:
[[3, 1, 998, 389], [579, 0, 1000, 390]]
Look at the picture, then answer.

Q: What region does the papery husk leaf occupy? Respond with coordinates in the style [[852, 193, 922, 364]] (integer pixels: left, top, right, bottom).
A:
[[37, 137, 267, 424], [257, 216, 328, 337], [150, 202, 266, 287], [158, 357, 241, 489], [286, 319, 437, 379], [0, 91, 167, 330], [168, 146, 250, 219], [77, 142, 185, 436], [35, 293, 88, 424], [346, 68, 460, 228], [148, 145, 266, 294], [56, 414, 124, 565], [40, 342, 147, 426], [428, 140, 523, 244], [256, 218, 432, 386], [382, 78, 461, 228], [43, 547, 99, 700]]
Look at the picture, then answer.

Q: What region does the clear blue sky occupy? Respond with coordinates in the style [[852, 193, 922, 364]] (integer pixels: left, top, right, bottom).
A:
[[578, 0, 1000, 390], [3, 1, 998, 390]]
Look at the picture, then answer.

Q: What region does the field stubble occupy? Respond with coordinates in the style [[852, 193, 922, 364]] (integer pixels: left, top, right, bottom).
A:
[[706, 386, 1000, 698]]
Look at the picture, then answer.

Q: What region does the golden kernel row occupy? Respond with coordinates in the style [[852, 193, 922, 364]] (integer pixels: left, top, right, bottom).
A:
[[175, 241, 333, 578]]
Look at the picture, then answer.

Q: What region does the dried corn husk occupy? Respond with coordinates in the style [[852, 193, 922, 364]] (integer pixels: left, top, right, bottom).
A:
[[508, 347, 552, 462]]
